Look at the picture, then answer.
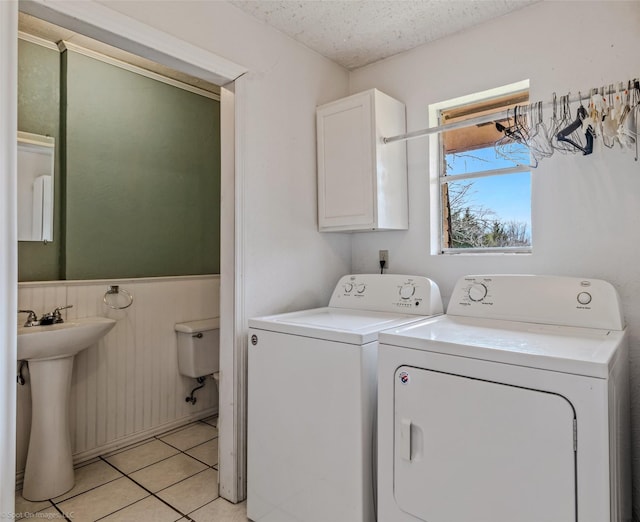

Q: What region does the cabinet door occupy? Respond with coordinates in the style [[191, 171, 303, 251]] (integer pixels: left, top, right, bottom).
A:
[[317, 92, 375, 231], [393, 366, 576, 522]]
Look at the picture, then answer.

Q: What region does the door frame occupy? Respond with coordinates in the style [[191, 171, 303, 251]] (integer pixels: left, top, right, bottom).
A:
[[2, 0, 248, 507], [0, 1, 18, 515]]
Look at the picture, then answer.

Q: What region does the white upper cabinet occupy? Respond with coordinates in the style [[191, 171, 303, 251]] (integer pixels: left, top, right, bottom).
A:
[[316, 89, 408, 232]]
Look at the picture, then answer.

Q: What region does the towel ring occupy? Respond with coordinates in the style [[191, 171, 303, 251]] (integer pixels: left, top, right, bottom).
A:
[[103, 285, 134, 310]]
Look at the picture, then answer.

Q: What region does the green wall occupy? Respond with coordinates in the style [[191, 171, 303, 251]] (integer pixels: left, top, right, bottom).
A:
[[63, 51, 220, 279], [17, 39, 62, 281], [17, 41, 220, 281]]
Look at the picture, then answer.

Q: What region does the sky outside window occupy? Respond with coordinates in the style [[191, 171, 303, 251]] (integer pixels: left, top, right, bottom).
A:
[[445, 144, 531, 234]]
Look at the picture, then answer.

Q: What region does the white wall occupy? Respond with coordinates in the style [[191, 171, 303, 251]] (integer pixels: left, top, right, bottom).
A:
[[16, 276, 220, 482], [99, 0, 353, 318], [349, 0, 640, 516]]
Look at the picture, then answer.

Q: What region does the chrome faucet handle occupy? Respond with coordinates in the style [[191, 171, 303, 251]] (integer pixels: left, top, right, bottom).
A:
[[18, 309, 40, 327], [52, 305, 73, 323]]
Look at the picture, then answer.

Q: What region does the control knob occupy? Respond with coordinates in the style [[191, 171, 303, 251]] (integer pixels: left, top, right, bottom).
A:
[[468, 283, 488, 302], [344, 283, 353, 293], [399, 284, 415, 300], [356, 284, 366, 294], [577, 292, 592, 305]]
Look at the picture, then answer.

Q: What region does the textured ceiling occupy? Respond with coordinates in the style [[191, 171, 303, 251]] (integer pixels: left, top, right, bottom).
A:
[[230, 0, 538, 70]]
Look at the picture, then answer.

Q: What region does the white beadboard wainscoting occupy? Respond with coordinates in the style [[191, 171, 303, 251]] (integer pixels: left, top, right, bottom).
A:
[[16, 275, 220, 484]]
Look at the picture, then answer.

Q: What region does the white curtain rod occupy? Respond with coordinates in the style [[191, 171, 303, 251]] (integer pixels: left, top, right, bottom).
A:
[[382, 85, 636, 145]]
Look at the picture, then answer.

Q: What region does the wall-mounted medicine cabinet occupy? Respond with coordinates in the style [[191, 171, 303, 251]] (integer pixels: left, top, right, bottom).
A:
[[316, 88, 408, 232], [18, 131, 55, 242]]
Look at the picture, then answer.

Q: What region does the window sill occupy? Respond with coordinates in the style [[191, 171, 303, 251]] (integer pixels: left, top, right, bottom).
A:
[[439, 247, 532, 255]]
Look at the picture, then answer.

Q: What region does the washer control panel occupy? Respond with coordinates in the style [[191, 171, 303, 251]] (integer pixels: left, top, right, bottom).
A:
[[448, 275, 624, 330], [330, 274, 443, 316]]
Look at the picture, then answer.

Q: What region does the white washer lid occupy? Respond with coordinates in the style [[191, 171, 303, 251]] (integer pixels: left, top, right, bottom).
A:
[[379, 315, 626, 378], [249, 307, 439, 345]]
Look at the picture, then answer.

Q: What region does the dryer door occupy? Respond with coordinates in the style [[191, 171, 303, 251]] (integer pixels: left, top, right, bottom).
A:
[[393, 366, 576, 522]]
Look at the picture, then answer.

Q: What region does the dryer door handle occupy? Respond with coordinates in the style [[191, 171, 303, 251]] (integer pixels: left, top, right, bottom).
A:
[[400, 418, 412, 461]]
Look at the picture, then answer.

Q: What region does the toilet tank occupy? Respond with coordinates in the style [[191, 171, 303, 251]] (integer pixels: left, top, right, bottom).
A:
[[175, 318, 220, 378]]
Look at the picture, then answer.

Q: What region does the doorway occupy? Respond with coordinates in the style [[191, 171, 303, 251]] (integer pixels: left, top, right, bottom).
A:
[[1, 0, 247, 511]]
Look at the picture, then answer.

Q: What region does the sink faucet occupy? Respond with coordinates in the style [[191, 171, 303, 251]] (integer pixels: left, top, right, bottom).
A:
[[39, 305, 74, 326], [18, 310, 40, 327], [19, 305, 74, 327]]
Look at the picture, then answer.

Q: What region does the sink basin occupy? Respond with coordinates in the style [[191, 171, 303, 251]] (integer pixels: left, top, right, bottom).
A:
[[18, 316, 116, 501], [18, 316, 116, 361]]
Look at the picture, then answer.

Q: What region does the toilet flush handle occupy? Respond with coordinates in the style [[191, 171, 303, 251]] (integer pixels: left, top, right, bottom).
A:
[[193, 333, 203, 339]]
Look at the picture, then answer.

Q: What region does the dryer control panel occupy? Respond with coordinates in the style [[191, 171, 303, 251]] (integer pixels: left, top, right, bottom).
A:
[[448, 275, 624, 330], [329, 274, 443, 316]]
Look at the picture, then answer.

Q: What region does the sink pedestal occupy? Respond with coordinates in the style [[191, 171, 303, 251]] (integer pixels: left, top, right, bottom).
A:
[[17, 316, 117, 501], [22, 356, 75, 501]]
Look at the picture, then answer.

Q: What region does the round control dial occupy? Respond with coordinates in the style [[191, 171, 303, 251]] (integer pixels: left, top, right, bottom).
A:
[[356, 284, 366, 294], [468, 283, 488, 302], [399, 284, 415, 300], [577, 292, 592, 305], [344, 283, 353, 293]]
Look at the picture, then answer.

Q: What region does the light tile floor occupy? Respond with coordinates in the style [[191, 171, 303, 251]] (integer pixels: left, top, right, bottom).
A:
[[15, 417, 248, 522]]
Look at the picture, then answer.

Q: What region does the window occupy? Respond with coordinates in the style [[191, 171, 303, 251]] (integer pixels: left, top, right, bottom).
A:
[[430, 82, 532, 254]]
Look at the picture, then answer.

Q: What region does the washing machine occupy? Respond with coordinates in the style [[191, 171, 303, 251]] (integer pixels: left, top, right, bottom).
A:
[[247, 274, 443, 522], [377, 274, 631, 522]]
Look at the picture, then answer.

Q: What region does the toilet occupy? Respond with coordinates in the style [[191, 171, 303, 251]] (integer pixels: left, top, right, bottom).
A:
[[175, 318, 220, 405]]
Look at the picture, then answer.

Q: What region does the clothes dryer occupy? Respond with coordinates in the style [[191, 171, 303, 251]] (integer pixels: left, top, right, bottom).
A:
[[247, 274, 443, 522], [377, 274, 630, 522]]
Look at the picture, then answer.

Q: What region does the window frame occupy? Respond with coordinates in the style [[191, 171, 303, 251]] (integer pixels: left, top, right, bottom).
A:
[[428, 80, 532, 255]]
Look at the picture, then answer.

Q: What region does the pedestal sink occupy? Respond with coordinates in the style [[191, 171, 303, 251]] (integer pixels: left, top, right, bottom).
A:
[[18, 317, 116, 501]]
